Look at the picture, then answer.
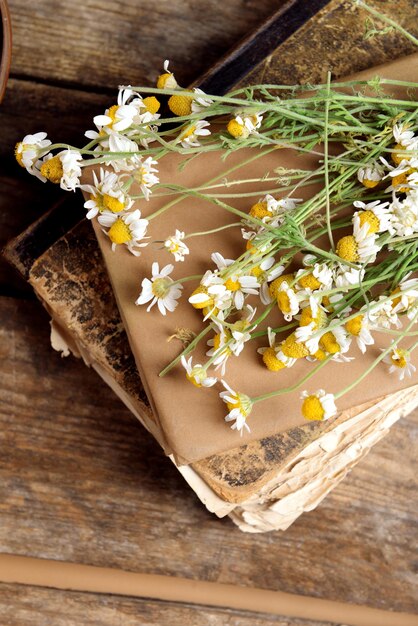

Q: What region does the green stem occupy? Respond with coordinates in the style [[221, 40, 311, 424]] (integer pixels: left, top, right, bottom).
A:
[[323, 71, 334, 251], [158, 326, 212, 377], [355, 0, 418, 46], [335, 314, 418, 400], [251, 356, 333, 404]]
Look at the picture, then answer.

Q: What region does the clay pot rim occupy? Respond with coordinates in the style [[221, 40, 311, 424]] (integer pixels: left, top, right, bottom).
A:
[[0, 0, 12, 103]]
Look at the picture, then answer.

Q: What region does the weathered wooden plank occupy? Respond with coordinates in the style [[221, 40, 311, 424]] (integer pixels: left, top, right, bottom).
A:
[[0, 584, 335, 626], [0, 79, 107, 295], [8, 0, 283, 90], [0, 295, 416, 612]]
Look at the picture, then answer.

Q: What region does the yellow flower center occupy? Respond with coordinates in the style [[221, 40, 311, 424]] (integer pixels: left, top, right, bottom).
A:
[[312, 349, 327, 361], [156, 73, 177, 89], [106, 105, 119, 128], [102, 194, 125, 213], [321, 295, 333, 312], [151, 277, 170, 298], [246, 240, 257, 254], [224, 277, 240, 292], [262, 347, 286, 371], [143, 96, 160, 114], [361, 177, 380, 189], [302, 396, 325, 421], [90, 192, 105, 212], [277, 291, 291, 314], [282, 333, 310, 359], [298, 272, 321, 291], [390, 287, 402, 309], [345, 314, 363, 336], [227, 119, 249, 139], [231, 319, 250, 334], [14, 143, 25, 167], [190, 285, 212, 309], [180, 125, 197, 140], [226, 393, 252, 417], [269, 274, 293, 300], [213, 332, 232, 356], [40, 156, 63, 184], [392, 170, 414, 192], [390, 349, 408, 369], [319, 331, 340, 354], [358, 210, 380, 234], [108, 218, 132, 244], [250, 265, 263, 278], [249, 201, 270, 219], [391, 143, 410, 165], [186, 372, 201, 387], [299, 306, 326, 329], [202, 305, 219, 318], [168, 94, 193, 116], [336, 235, 358, 263]]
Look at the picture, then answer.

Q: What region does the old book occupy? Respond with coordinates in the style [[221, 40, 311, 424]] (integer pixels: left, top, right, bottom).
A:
[[4, 1, 418, 531]]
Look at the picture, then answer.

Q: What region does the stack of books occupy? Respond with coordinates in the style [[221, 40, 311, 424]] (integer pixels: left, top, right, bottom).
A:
[[4, 1, 418, 532]]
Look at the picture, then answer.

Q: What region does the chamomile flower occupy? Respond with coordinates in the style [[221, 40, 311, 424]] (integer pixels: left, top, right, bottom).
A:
[[98, 209, 149, 255], [368, 296, 401, 330], [334, 264, 365, 290], [336, 221, 381, 265], [227, 112, 263, 139], [93, 87, 145, 133], [276, 282, 300, 321], [180, 356, 217, 387], [223, 272, 260, 310], [318, 325, 352, 357], [164, 230, 190, 262], [301, 389, 337, 421], [212, 253, 260, 309], [40, 149, 83, 191], [383, 347, 416, 381], [357, 161, 384, 188], [15, 132, 51, 180], [296, 263, 333, 292], [390, 191, 418, 237], [344, 313, 374, 353], [135, 262, 182, 315], [248, 195, 300, 226], [248, 194, 280, 221], [393, 123, 418, 151], [107, 134, 142, 172], [258, 327, 296, 371], [191, 88, 214, 113], [391, 277, 418, 316], [130, 156, 159, 200], [383, 157, 418, 193], [179, 120, 211, 148], [219, 380, 252, 435], [206, 327, 232, 375], [250, 257, 284, 304], [229, 305, 257, 356], [189, 270, 223, 310], [82, 168, 132, 219], [156, 60, 178, 90], [352, 200, 392, 235], [281, 332, 311, 359]]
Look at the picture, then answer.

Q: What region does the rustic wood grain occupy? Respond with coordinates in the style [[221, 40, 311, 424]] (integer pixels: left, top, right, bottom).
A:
[[238, 0, 418, 88], [0, 79, 108, 295], [2, 0, 418, 620], [0, 584, 336, 626], [8, 0, 284, 90], [0, 296, 417, 613]]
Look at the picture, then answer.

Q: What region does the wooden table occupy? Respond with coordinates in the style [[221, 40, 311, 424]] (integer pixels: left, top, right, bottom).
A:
[[1, 1, 417, 623]]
